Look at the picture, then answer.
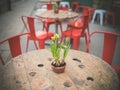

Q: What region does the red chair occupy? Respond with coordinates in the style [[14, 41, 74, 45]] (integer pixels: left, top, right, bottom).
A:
[[21, 16, 54, 51], [75, 5, 90, 13], [67, 6, 94, 35], [0, 33, 28, 65], [41, 3, 63, 33], [61, 14, 89, 50], [66, 7, 92, 36], [104, 11, 115, 27], [74, 6, 95, 22], [86, 30, 120, 73], [71, 1, 80, 11], [88, 7, 95, 23]]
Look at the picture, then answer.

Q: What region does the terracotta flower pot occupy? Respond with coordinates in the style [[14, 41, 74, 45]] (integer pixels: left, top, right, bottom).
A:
[[54, 9, 59, 14], [51, 62, 66, 73]]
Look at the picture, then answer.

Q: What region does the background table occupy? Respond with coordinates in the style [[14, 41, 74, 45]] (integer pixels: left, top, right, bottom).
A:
[[37, 0, 62, 5], [35, 10, 78, 19], [0, 49, 120, 90], [35, 10, 78, 33]]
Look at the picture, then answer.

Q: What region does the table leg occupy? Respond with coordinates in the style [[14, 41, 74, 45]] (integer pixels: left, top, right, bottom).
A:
[[55, 18, 59, 33]]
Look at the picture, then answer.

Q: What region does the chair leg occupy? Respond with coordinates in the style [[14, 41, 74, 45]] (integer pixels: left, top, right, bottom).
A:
[[91, 12, 96, 23], [112, 16, 115, 27], [67, 25, 69, 30], [43, 22, 45, 31], [100, 13, 104, 25], [73, 37, 79, 50], [87, 26, 90, 35], [104, 14, 107, 26], [60, 35, 64, 43], [45, 23, 50, 32], [85, 34, 87, 44], [26, 38, 29, 52], [43, 23, 49, 32], [39, 40, 45, 49], [70, 38, 73, 44], [59, 22, 63, 34], [67, 25, 71, 30], [33, 40, 39, 50], [0, 55, 5, 65]]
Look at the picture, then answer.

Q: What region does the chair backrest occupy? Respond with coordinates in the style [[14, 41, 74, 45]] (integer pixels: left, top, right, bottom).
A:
[[81, 14, 89, 33], [59, 1, 70, 8], [40, 3, 53, 11], [22, 16, 36, 38], [86, 30, 120, 65], [21, 16, 43, 39], [88, 8, 95, 23], [47, 3, 53, 10], [73, 14, 89, 32], [0, 33, 28, 65], [71, 1, 80, 11]]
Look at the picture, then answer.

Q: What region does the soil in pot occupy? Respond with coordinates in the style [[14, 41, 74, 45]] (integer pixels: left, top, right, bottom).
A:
[[51, 62, 66, 73]]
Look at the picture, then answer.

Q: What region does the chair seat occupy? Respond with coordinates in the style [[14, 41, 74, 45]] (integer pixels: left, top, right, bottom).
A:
[[42, 18, 62, 32], [42, 18, 61, 24], [62, 29, 86, 37], [68, 22, 84, 29], [42, 19, 55, 23], [28, 30, 53, 40]]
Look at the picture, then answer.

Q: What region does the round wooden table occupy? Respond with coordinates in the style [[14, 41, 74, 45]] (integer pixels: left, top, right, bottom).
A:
[[35, 10, 78, 19], [35, 10, 78, 33], [0, 49, 120, 90]]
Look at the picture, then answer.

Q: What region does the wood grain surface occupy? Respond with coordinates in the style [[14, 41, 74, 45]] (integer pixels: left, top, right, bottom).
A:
[[35, 10, 78, 20], [0, 49, 119, 90]]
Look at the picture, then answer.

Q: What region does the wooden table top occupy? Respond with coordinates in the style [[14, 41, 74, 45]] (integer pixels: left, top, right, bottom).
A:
[[0, 49, 120, 90], [35, 10, 78, 20]]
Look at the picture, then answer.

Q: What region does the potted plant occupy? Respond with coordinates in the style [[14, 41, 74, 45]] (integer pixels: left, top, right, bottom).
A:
[[49, 34, 71, 73], [52, 4, 59, 14]]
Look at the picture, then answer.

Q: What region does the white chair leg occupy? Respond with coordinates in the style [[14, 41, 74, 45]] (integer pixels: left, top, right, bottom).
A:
[[91, 12, 96, 23], [100, 13, 103, 25]]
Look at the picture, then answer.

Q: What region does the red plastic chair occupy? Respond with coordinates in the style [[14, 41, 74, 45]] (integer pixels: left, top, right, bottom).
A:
[[67, 6, 95, 36], [71, 1, 80, 11], [104, 11, 115, 27], [88, 7, 95, 23], [75, 5, 90, 13], [21, 16, 54, 52], [61, 14, 89, 50], [66, 7, 91, 36], [86, 30, 120, 73], [0, 33, 29, 65], [41, 3, 63, 33]]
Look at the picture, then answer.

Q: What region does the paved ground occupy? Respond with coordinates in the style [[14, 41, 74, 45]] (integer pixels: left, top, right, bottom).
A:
[[0, 0, 37, 40], [0, 0, 37, 67], [0, 0, 120, 68]]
